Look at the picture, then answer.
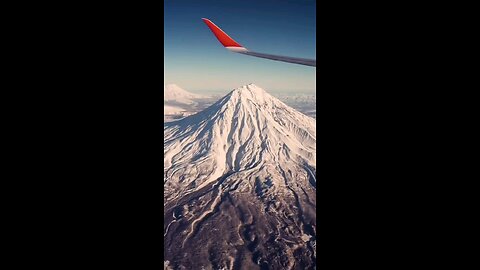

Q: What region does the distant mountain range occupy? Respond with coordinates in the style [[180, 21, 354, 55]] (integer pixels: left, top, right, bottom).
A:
[[164, 84, 207, 105]]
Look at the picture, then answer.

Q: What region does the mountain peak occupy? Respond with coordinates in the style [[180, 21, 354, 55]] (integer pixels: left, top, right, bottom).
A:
[[164, 83, 205, 103], [224, 83, 274, 106], [232, 83, 265, 94]]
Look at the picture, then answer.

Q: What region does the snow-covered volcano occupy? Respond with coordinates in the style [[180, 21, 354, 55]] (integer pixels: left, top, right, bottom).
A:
[[164, 84, 206, 104], [164, 83, 316, 197], [164, 84, 316, 270]]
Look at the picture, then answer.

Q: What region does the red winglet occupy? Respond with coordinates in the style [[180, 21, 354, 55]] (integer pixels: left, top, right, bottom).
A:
[[202, 18, 243, 48]]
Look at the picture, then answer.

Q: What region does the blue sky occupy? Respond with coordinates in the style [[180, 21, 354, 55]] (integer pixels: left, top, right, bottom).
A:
[[164, 0, 316, 93]]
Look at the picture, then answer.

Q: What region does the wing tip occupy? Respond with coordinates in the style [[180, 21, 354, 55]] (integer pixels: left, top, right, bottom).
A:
[[201, 18, 243, 48]]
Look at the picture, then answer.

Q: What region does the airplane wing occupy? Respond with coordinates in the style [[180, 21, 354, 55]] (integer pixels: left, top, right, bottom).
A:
[[202, 18, 316, 67]]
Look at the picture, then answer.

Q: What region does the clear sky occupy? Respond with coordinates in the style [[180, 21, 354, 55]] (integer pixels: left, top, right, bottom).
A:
[[164, 0, 316, 94]]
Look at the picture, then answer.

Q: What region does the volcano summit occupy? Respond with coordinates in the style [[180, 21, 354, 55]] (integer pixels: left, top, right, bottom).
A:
[[164, 84, 316, 270]]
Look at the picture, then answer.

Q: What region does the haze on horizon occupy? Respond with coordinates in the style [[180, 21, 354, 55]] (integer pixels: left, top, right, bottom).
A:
[[164, 0, 316, 94]]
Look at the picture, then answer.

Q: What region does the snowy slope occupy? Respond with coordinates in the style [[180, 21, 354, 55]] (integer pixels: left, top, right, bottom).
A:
[[163, 84, 316, 269], [164, 83, 315, 197]]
